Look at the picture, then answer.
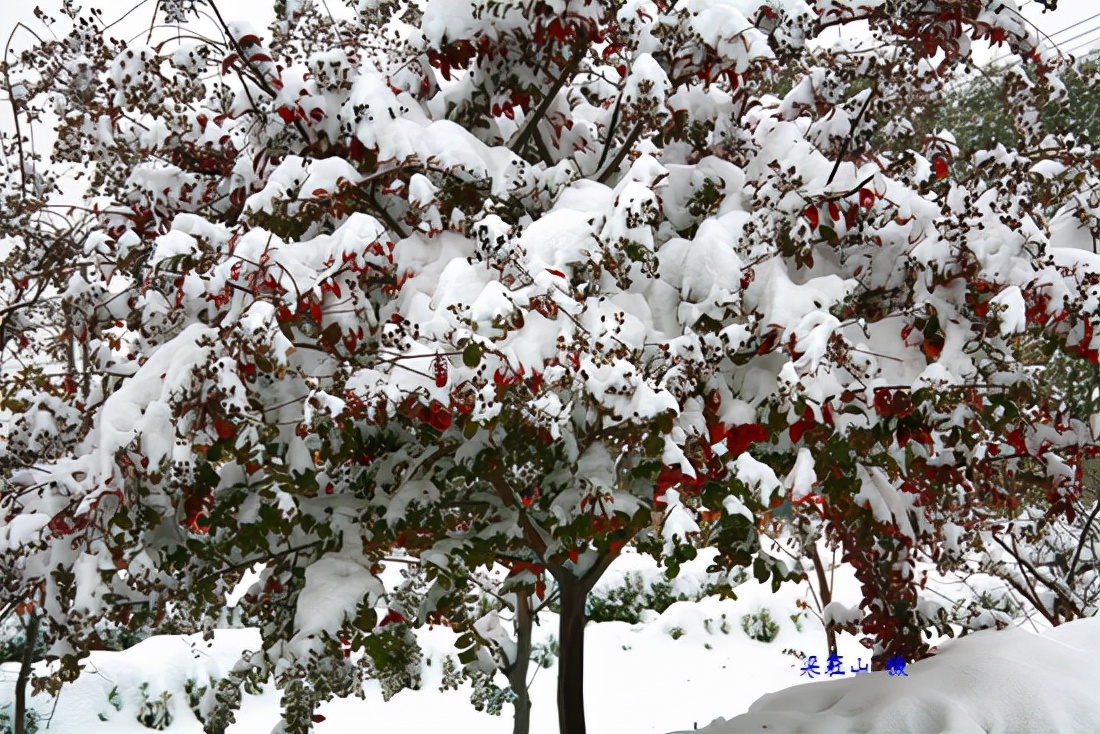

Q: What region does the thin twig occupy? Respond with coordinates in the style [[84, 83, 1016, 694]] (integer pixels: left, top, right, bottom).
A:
[[596, 120, 644, 185], [825, 90, 876, 187]]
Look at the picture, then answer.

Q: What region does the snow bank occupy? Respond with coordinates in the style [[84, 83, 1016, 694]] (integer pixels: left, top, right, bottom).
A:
[[0, 629, 262, 734], [687, 617, 1100, 734]]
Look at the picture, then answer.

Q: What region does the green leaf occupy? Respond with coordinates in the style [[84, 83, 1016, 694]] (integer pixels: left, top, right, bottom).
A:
[[818, 224, 838, 243], [458, 647, 479, 664], [462, 342, 482, 368], [693, 313, 722, 333], [255, 352, 275, 374], [455, 632, 476, 649], [277, 317, 295, 343], [753, 557, 769, 583], [355, 606, 378, 631]]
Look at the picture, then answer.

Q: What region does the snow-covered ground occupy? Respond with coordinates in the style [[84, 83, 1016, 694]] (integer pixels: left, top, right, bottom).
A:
[[692, 618, 1100, 734], [2, 549, 1097, 733]]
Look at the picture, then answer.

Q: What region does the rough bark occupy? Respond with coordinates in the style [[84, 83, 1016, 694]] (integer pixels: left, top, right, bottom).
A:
[[507, 591, 534, 734], [811, 543, 837, 656], [556, 577, 587, 734], [15, 613, 39, 734]]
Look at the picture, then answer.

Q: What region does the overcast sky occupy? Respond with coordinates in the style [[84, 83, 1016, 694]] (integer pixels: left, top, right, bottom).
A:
[[1, 0, 1097, 134], [3, 1, 1098, 52]]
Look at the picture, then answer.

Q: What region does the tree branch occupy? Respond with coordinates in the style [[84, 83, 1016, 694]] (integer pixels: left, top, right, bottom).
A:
[[596, 120, 644, 185], [15, 612, 39, 734], [1067, 499, 1100, 589], [205, 0, 312, 144], [509, 36, 588, 159], [990, 532, 1081, 622]]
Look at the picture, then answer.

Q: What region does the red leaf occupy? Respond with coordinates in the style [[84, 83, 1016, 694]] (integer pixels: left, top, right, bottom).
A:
[[213, 417, 234, 439], [804, 205, 819, 229], [349, 137, 366, 162], [427, 400, 451, 431], [276, 105, 296, 124], [873, 388, 893, 417], [221, 53, 239, 76], [872, 388, 914, 418], [493, 368, 520, 386], [859, 188, 876, 209], [932, 156, 949, 180], [705, 389, 721, 411], [546, 268, 566, 279], [433, 354, 448, 388], [237, 34, 263, 46], [844, 204, 858, 229], [789, 408, 815, 443], [1005, 427, 1028, 455], [827, 201, 840, 221], [726, 423, 768, 456], [507, 561, 543, 577], [920, 335, 944, 361], [756, 329, 780, 355], [379, 609, 406, 627], [547, 18, 569, 41], [312, 714, 326, 724], [48, 513, 74, 537]]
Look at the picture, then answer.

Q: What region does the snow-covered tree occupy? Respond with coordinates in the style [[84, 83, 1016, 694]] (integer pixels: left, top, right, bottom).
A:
[[3, 1, 1100, 733]]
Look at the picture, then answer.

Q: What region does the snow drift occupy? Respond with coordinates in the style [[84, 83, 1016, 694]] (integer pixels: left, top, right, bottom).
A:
[[690, 617, 1100, 734]]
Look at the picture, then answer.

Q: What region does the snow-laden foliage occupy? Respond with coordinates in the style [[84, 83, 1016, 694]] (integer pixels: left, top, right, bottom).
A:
[[3, 0, 1100, 732]]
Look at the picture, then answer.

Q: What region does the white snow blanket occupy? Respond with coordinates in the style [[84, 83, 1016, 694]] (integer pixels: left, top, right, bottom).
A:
[[691, 617, 1100, 734]]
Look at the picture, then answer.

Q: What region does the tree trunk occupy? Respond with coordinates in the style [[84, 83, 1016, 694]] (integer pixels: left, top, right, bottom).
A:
[[811, 543, 837, 656], [556, 577, 587, 734], [15, 613, 39, 734], [507, 591, 533, 734]]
